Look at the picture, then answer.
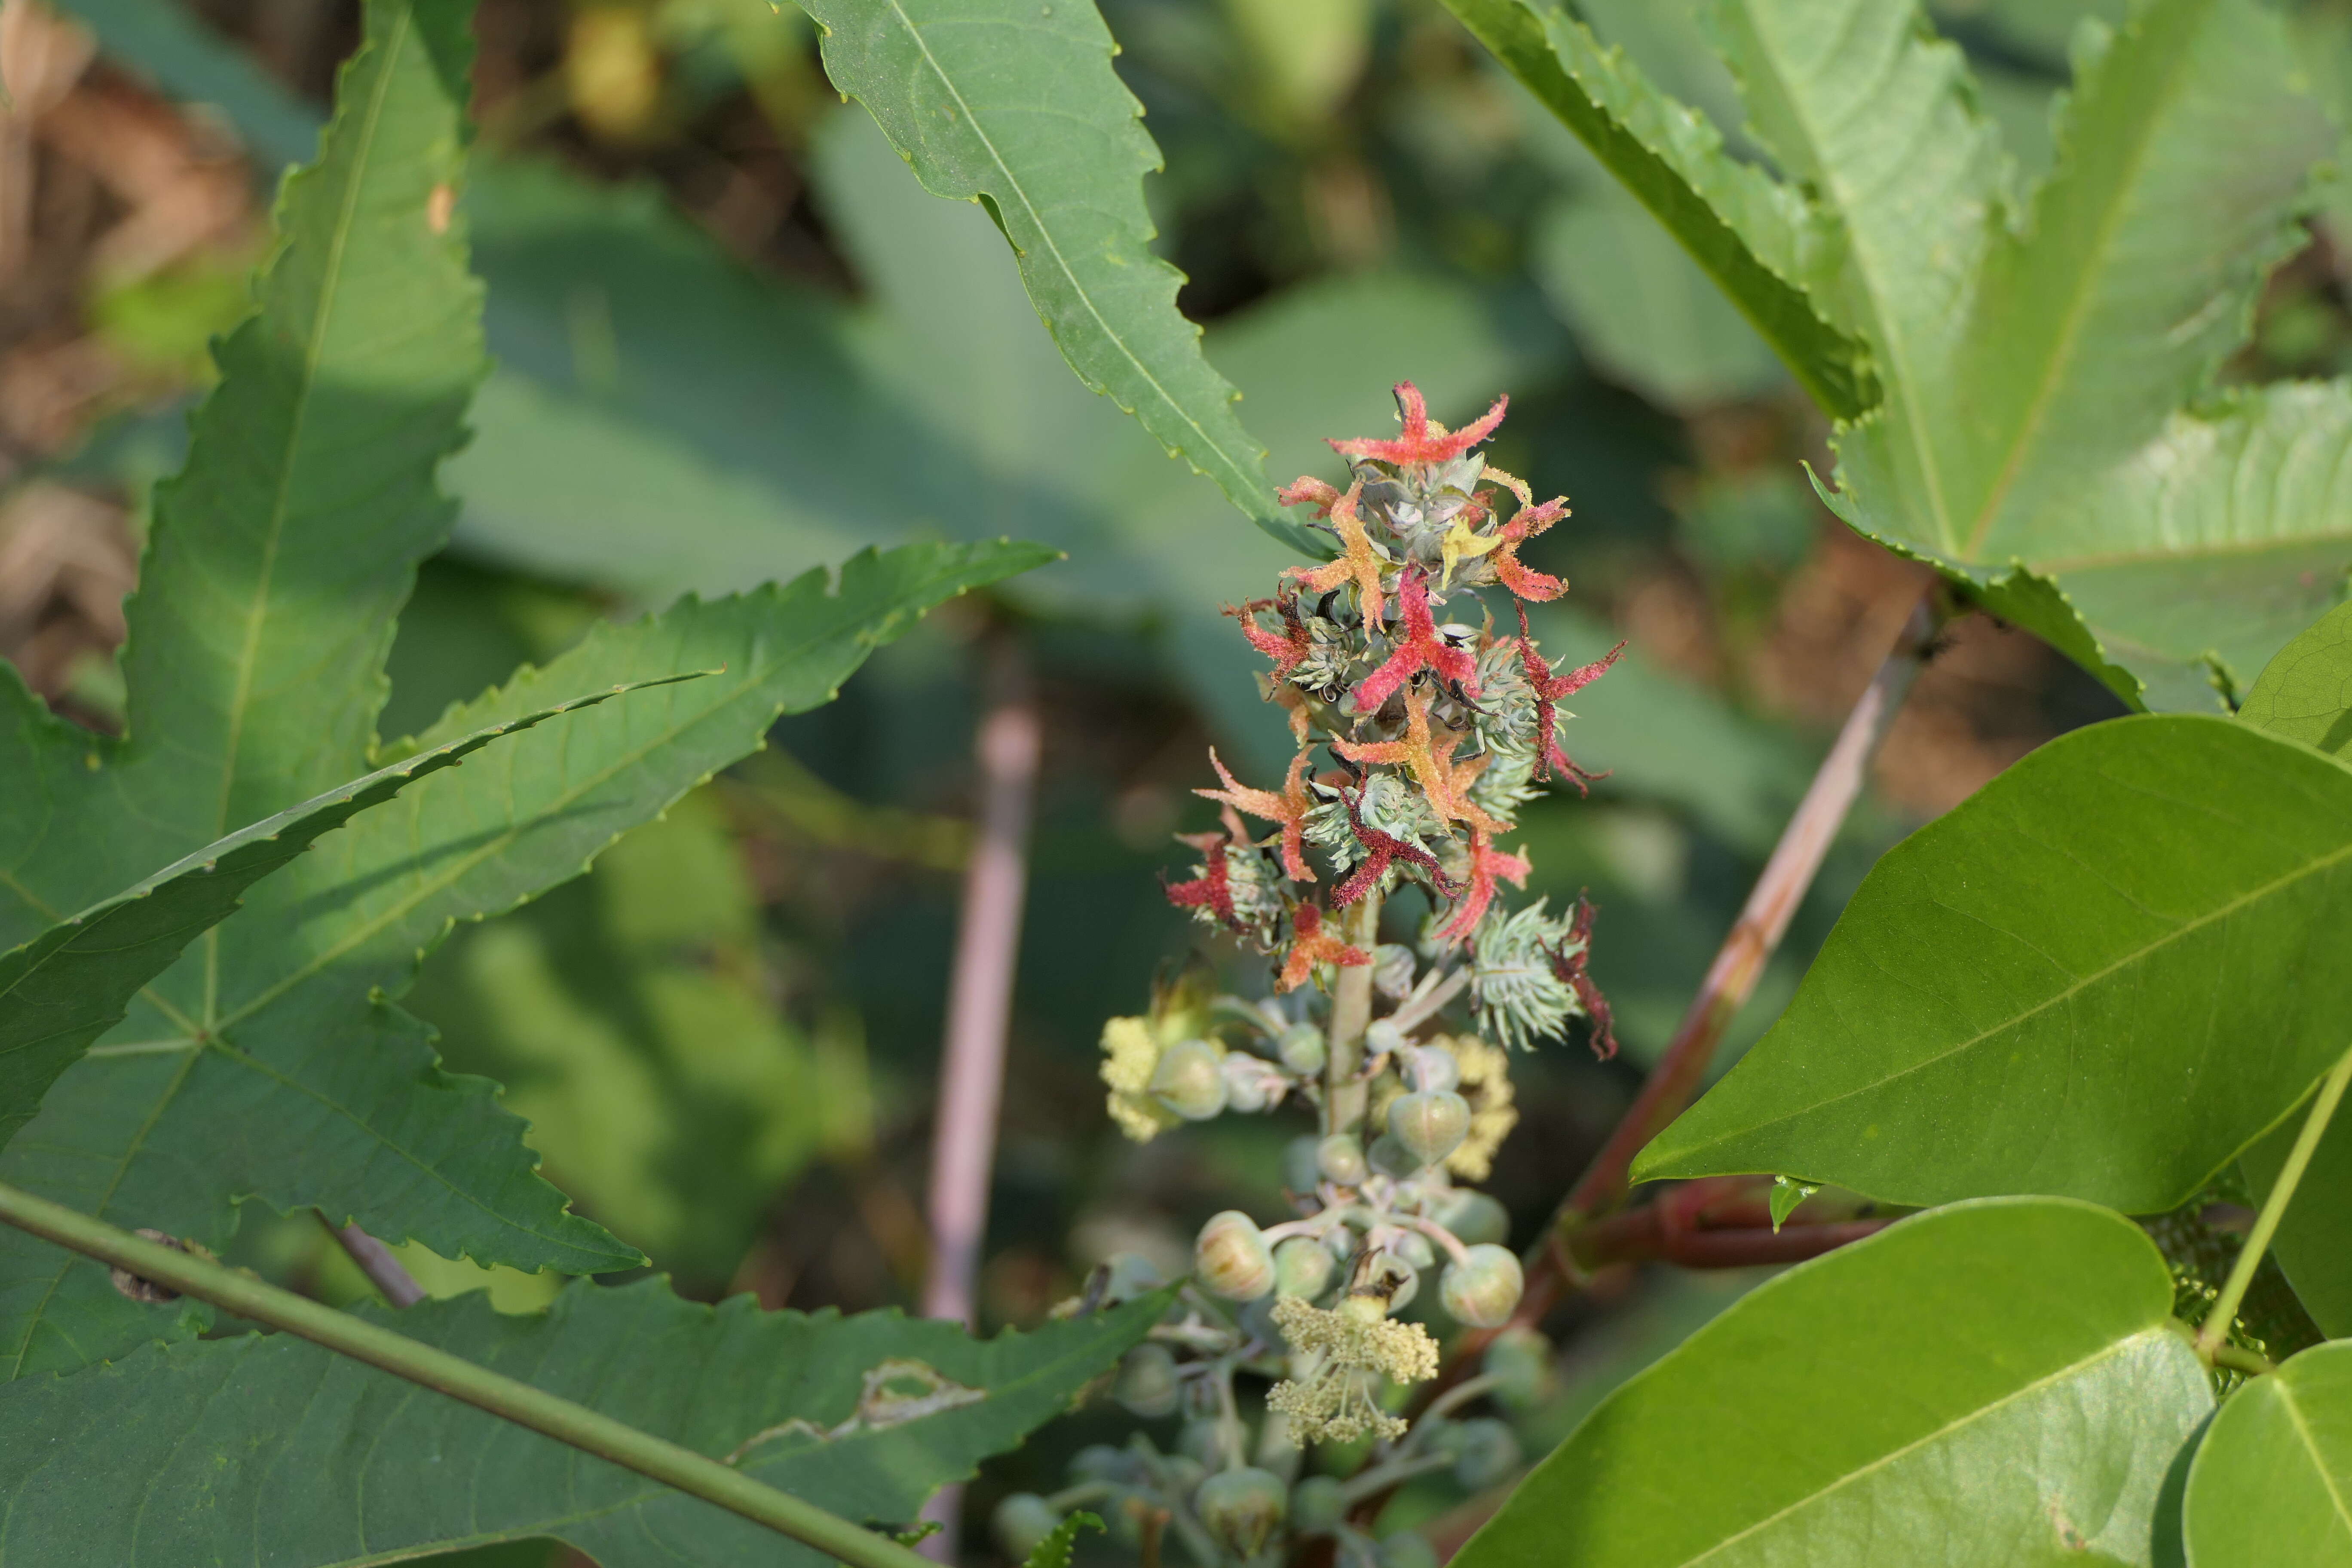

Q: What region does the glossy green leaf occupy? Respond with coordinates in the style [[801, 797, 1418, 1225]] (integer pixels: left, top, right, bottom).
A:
[[0, 1281, 1164, 1567], [793, 0, 1313, 555], [2237, 597, 2352, 762], [0, 680, 678, 1157], [1716, 0, 2338, 708], [1439, 0, 1872, 419], [1634, 716, 2352, 1212], [1453, 1199, 2211, 1568], [2184, 1340, 2352, 1564]]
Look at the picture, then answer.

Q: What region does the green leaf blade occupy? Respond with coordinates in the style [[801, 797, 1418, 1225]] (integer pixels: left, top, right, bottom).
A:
[[1442, 0, 1874, 419], [2223, 541, 2352, 753], [2184, 1340, 2352, 1564], [795, 0, 1313, 554], [1633, 716, 2352, 1212], [0, 1283, 1164, 1566], [1454, 1199, 2209, 1568]]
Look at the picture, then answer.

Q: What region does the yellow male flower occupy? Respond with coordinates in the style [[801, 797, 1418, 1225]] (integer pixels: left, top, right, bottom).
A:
[[1265, 1294, 1439, 1445]]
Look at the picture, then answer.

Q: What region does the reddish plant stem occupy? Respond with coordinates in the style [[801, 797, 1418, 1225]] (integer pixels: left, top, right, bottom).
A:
[[917, 645, 1041, 1560]]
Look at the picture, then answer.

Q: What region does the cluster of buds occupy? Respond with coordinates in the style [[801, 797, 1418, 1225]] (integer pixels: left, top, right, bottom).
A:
[[1033, 386, 1620, 1564]]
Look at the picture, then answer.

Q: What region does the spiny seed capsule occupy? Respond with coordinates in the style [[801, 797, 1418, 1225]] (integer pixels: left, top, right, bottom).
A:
[[1277, 1022, 1327, 1075], [1388, 1089, 1472, 1168], [1114, 1342, 1181, 1418], [1452, 1418, 1523, 1490], [1482, 1325, 1556, 1409], [1292, 1474, 1346, 1534], [1432, 1188, 1510, 1247], [1274, 1234, 1336, 1299], [1439, 1243, 1524, 1328], [1150, 1038, 1228, 1120], [1403, 1043, 1460, 1093], [1195, 1210, 1276, 1300], [1196, 1467, 1289, 1559], [1317, 1132, 1369, 1185], [991, 1493, 1061, 1562]]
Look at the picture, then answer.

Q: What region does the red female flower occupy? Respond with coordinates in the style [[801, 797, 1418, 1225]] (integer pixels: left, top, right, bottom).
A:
[[1281, 481, 1390, 629], [1330, 782, 1463, 906], [1432, 825, 1531, 947], [1164, 828, 1240, 929], [1351, 569, 1477, 712], [1515, 604, 1623, 791], [1226, 594, 1312, 681], [1549, 893, 1618, 1060], [1197, 746, 1318, 883], [1278, 902, 1371, 993], [1330, 381, 1507, 468]]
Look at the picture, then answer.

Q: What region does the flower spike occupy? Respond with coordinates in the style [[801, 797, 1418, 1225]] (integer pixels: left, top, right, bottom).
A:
[[1278, 902, 1371, 993], [1351, 569, 1478, 712], [1197, 746, 1318, 883], [1282, 481, 1389, 628], [1330, 381, 1508, 468], [1433, 824, 1531, 947], [1516, 603, 1623, 790], [1331, 783, 1462, 905]]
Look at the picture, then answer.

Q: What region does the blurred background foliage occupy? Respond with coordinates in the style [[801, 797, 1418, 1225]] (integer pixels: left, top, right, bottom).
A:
[[0, 0, 2344, 1558]]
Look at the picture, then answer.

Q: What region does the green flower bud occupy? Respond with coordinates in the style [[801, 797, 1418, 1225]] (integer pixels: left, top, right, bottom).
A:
[[1195, 1467, 1289, 1558], [1102, 1253, 1167, 1303], [1366, 1133, 1418, 1179], [1377, 1530, 1440, 1568], [1373, 943, 1418, 1000], [1317, 1133, 1368, 1185], [1178, 1415, 1225, 1467], [1452, 1417, 1522, 1490], [1070, 1443, 1132, 1482], [1393, 1230, 1436, 1271], [1277, 1022, 1327, 1075], [1164, 1453, 1208, 1497], [1282, 1134, 1323, 1193], [1274, 1235, 1337, 1299], [992, 1493, 1061, 1562], [1388, 1090, 1471, 1168], [1402, 1043, 1459, 1092], [1291, 1474, 1346, 1534], [1115, 1341, 1182, 1418], [1482, 1325, 1556, 1409], [1222, 1052, 1287, 1114], [1364, 1018, 1407, 1058], [1150, 1038, 1228, 1120], [1195, 1210, 1276, 1300], [1430, 1188, 1510, 1247], [1439, 1243, 1524, 1328]]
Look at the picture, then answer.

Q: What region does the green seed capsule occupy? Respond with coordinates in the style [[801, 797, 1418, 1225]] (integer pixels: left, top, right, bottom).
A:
[[1277, 1022, 1327, 1075], [1115, 1341, 1182, 1418], [1364, 1018, 1407, 1058], [1452, 1417, 1522, 1490], [1195, 1467, 1289, 1558], [991, 1494, 1061, 1562], [1274, 1234, 1336, 1299], [1195, 1210, 1276, 1300], [1317, 1132, 1369, 1185], [1222, 1052, 1286, 1114], [1292, 1474, 1346, 1534], [1439, 1243, 1524, 1328], [1388, 1089, 1471, 1168], [1482, 1325, 1556, 1409], [1150, 1038, 1228, 1120], [1377, 1530, 1440, 1568], [1431, 1188, 1510, 1247], [1403, 1043, 1460, 1092]]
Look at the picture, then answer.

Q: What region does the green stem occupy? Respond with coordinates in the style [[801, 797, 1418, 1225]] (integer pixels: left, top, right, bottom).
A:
[[1325, 892, 1384, 1137], [2208, 1341, 2278, 1378], [2194, 1048, 2352, 1360], [0, 1182, 934, 1568]]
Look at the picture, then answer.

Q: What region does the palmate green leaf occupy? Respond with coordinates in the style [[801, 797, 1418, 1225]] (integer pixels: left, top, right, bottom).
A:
[[0, 1281, 1163, 1568], [1632, 715, 2352, 1213], [1452, 1199, 2211, 1568], [1725, 0, 2338, 708], [793, 0, 1314, 557], [2183, 1340, 2352, 1564], [0, 679, 677, 1156], [1439, 0, 1873, 420]]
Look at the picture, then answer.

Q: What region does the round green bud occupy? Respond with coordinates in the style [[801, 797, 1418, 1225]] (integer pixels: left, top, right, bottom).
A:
[[1195, 1467, 1289, 1558], [1150, 1038, 1228, 1121], [1070, 1443, 1131, 1482], [1277, 1022, 1327, 1075], [991, 1494, 1061, 1562], [1372, 943, 1418, 1000], [1366, 1133, 1418, 1179], [1452, 1418, 1522, 1491], [1194, 1210, 1276, 1301], [1440, 1243, 1525, 1328], [1431, 1188, 1510, 1247], [1388, 1090, 1471, 1169], [1482, 1325, 1556, 1409], [1291, 1474, 1346, 1534], [1222, 1052, 1289, 1114], [1402, 1044, 1460, 1093], [1317, 1132, 1368, 1186], [1164, 1454, 1207, 1497], [1393, 1230, 1436, 1271], [1114, 1341, 1182, 1418], [1377, 1530, 1440, 1568], [1281, 1135, 1323, 1194], [1178, 1415, 1224, 1467], [1101, 1253, 1167, 1303], [1274, 1234, 1337, 1299], [1363, 1018, 1407, 1058]]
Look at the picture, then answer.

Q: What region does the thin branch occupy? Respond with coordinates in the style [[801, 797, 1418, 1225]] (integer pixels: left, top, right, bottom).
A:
[[1385, 965, 1468, 1036], [0, 1180, 935, 1568], [323, 1214, 426, 1308]]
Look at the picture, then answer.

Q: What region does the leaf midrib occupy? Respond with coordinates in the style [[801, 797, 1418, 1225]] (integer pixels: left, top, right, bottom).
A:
[[867, 0, 1264, 508], [1958, 6, 2199, 560], [2276, 1381, 2352, 1539], [1678, 1328, 2172, 1564]]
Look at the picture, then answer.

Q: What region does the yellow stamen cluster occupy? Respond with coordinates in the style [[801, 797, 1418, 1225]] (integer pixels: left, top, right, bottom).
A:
[[1265, 1295, 1439, 1446], [1099, 1016, 1179, 1142], [1444, 1035, 1519, 1182]]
